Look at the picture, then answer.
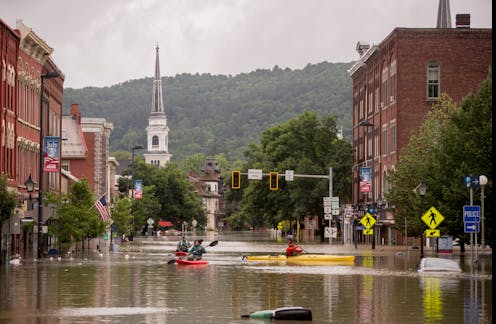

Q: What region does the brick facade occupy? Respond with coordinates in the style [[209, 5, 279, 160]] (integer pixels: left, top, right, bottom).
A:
[[349, 27, 492, 245]]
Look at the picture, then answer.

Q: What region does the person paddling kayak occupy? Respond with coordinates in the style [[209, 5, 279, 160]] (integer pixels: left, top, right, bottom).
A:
[[285, 239, 303, 257], [176, 236, 191, 252], [187, 240, 207, 260]]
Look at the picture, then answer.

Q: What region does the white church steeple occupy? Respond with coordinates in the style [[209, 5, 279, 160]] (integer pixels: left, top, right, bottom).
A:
[[143, 44, 171, 166]]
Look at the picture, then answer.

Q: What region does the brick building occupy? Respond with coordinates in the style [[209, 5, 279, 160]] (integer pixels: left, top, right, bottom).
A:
[[348, 14, 492, 246], [62, 103, 113, 198]]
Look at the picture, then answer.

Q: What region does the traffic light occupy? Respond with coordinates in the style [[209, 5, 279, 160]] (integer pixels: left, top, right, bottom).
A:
[[231, 171, 241, 189], [269, 172, 278, 190]]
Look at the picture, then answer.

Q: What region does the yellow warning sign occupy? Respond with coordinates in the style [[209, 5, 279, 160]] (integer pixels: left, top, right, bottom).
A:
[[360, 213, 376, 229], [425, 229, 440, 237], [421, 206, 444, 229], [363, 229, 374, 235]]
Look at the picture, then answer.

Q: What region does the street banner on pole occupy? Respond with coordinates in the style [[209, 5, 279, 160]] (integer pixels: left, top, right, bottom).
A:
[[134, 179, 143, 199], [359, 167, 371, 193], [44, 136, 60, 172]]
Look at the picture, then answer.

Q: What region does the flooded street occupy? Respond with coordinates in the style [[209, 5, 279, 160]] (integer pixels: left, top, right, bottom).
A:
[[0, 232, 492, 323]]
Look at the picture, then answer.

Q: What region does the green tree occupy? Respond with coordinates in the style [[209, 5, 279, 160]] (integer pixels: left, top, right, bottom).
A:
[[132, 161, 206, 230], [0, 176, 18, 263], [111, 197, 132, 237], [49, 180, 106, 253], [228, 112, 353, 239]]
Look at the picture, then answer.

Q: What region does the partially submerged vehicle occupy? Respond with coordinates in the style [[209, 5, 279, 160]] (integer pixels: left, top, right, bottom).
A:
[[417, 257, 462, 273]]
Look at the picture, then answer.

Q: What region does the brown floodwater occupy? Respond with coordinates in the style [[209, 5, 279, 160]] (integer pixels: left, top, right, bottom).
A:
[[0, 232, 492, 323]]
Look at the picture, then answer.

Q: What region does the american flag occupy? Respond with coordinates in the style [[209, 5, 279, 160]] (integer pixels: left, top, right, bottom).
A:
[[95, 195, 111, 222]]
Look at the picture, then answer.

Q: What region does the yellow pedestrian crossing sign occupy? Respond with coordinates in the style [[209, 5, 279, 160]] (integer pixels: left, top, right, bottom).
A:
[[421, 206, 444, 229], [363, 229, 373, 235], [425, 229, 440, 237], [360, 213, 376, 229]]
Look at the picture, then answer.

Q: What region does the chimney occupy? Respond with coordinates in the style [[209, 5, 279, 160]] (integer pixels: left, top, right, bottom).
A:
[[71, 103, 81, 124], [71, 103, 79, 116], [456, 14, 470, 28]]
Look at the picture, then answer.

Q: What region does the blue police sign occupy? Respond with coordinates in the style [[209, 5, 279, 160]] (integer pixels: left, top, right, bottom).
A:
[[464, 222, 479, 233], [463, 205, 480, 222]]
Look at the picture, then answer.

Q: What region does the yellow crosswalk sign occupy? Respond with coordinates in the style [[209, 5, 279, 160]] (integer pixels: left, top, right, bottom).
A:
[[363, 229, 373, 235], [421, 206, 444, 229], [360, 213, 376, 229], [425, 229, 440, 237]]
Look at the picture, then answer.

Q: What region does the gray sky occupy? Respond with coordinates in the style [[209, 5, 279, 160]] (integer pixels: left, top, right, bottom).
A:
[[1, 0, 492, 89]]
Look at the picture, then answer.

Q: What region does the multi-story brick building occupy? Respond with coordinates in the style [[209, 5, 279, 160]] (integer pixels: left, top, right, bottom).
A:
[[348, 12, 492, 246], [62, 103, 113, 198], [1, 19, 64, 259], [0, 19, 19, 187]]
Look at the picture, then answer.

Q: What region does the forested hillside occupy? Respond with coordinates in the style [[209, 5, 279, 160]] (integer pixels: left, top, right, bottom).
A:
[[63, 61, 354, 162]]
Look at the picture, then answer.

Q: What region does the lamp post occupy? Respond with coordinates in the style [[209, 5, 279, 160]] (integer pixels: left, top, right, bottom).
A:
[[24, 174, 35, 210], [38, 71, 60, 259], [129, 145, 143, 241], [416, 182, 427, 258], [359, 120, 375, 249], [479, 175, 487, 250]]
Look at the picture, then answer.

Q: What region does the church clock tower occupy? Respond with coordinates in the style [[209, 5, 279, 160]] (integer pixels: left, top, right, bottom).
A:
[[144, 44, 171, 166]]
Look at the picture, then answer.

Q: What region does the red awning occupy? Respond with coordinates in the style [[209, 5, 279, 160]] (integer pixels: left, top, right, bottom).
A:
[[158, 221, 174, 227]]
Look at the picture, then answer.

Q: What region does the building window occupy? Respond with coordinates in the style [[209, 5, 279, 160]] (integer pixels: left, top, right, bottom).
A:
[[152, 135, 159, 149], [390, 61, 396, 102], [382, 125, 388, 156], [381, 67, 388, 108], [390, 121, 396, 153], [427, 62, 440, 100]]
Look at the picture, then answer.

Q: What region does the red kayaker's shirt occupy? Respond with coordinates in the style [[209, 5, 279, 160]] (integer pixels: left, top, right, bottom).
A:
[[286, 245, 303, 257]]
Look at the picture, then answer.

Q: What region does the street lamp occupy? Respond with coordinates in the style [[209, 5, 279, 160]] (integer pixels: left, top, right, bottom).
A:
[[38, 71, 60, 259], [359, 120, 376, 249], [479, 175, 487, 250], [24, 174, 35, 210], [416, 182, 428, 258], [129, 145, 143, 241]]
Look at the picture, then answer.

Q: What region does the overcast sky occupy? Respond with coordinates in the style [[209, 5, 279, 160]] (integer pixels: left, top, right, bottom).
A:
[[1, 0, 492, 89]]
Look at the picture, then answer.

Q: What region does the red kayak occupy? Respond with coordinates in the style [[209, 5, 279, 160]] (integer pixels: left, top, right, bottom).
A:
[[175, 251, 188, 257], [176, 259, 208, 265]]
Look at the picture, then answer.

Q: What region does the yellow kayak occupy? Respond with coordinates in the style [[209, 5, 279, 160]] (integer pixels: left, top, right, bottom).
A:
[[244, 254, 355, 263]]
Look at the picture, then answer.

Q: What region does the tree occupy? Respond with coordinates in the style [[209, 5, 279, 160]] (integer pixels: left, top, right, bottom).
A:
[[0, 176, 17, 263], [228, 112, 353, 239], [49, 180, 106, 253], [132, 160, 206, 230], [111, 197, 132, 237]]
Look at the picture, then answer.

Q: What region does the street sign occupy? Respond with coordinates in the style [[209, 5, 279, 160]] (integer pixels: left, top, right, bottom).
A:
[[285, 170, 294, 181], [324, 213, 332, 220], [360, 213, 376, 229], [421, 206, 444, 229], [332, 209, 339, 215], [463, 175, 480, 189], [363, 229, 373, 235], [248, 169, 263, 180], [147, 217, 155, 225], [330, 227, 337, 238], [463, 205, 480, 222], [324, 227, 331, 238], [464, 222, 479, 233], [425, 229, 440, 237], [331, 197, 339, 210], [324, 206, 332, 214]]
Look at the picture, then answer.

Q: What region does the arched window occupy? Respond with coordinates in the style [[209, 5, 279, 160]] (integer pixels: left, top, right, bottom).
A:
[[152, 135, 159, 149]]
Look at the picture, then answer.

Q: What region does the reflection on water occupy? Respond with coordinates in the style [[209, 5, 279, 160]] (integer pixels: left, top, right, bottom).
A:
[[0, 233, 492, 323]]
